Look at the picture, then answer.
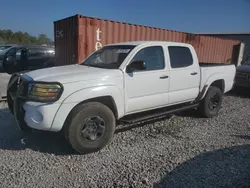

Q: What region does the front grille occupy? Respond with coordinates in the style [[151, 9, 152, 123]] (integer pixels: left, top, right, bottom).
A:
[[235, 72, 250, 81], [235, 71, 250, 86], [8, 74, 30, 100], [13, 75, 31, 131]]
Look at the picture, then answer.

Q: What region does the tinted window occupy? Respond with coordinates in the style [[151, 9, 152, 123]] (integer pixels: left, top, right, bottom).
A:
[[0, 45, 12, 51], [16, 49, 22, 60], [168, 46, 193, 68], [131, 46, 165, 71], [6, 47, 17, 57], [29, 48, 46, 57]]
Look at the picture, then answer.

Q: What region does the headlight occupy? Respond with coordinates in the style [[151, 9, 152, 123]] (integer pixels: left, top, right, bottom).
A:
[[28, 82, 63, 102]]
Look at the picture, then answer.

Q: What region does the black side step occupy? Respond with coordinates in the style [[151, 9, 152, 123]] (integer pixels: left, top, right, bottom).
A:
[[0, 92, 7, 102], [120, 103, 199, 124]]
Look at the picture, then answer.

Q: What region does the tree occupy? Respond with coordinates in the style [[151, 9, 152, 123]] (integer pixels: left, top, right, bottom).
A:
[[0, 29, 53, 45], [37, 34, 51, 45], [0, 37, 5, 44]]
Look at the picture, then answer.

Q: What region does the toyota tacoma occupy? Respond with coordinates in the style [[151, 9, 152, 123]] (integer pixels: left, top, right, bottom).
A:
[[7, 41, 236, 154]]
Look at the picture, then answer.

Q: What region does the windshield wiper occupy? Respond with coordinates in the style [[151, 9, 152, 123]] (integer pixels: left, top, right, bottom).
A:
[[87, 64, 104, 68]]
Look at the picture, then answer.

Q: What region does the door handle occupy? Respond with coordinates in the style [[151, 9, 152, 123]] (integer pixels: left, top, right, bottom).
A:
[[159, 75, 169, 79], [191, 72, 198, 75]]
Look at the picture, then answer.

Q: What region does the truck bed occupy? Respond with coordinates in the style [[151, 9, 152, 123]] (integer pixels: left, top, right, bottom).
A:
[[199, 63, 235, 94]]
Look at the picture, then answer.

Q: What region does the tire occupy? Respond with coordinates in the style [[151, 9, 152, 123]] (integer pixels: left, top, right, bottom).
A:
[[7, 75, 16, 115], [64, 102, 116, 154], [7, 91, 14, 115], [198, 86, 222, 118]]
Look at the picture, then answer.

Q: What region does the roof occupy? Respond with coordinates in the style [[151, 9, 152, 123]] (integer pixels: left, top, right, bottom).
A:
[[55, 14, 189, 35], [196, 32, 250, 35], [105, 41, 189, 46], [0, 44, 54, 49]]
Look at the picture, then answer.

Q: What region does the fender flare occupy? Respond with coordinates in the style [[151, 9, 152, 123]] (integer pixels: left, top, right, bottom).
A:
[[50, 85, 124, 131], [199, 73, 226, 100]]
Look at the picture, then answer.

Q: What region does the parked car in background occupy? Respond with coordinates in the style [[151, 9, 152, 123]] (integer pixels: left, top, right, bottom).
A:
[[7, 41, 236, 154], [0, 44, 15, 71], [235, 53, 250, 88], [1, 44, 55, 74]]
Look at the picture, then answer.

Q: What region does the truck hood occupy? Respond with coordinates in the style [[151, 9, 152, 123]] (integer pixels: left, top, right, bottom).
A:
[[236, 65, 250, 73], [24, 64, 123, 83]]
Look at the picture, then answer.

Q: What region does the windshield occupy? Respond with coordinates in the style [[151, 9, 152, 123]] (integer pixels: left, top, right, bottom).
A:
[[0, 45, 12, 51], [0, 45, 12, 55], [81, 45, 136, 69]]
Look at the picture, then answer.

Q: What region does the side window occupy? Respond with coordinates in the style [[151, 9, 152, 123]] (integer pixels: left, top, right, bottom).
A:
[[6, 48, 17, 57], [29, 48, 46, 57], [15, 49, 23, 60], [131, 46, 165, 71], [168, 46, 193, 68]]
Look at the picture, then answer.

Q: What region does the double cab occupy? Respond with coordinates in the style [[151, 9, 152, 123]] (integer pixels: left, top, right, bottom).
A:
[[7, 41, 236, 154]]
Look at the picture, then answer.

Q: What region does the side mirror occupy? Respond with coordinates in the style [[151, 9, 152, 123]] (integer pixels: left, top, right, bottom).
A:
[[126, 60, 146, 73], [6, 56, 13, 62]]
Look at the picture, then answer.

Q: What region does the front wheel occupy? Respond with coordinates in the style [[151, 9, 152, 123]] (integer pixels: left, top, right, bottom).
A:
[[64, 102, 116, 154], [198, 86, 222, 118]]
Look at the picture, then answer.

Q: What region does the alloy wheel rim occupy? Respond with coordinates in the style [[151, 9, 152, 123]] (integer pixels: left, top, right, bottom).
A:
[[81, 116, 106, 141], [208, 93, 220, 111]]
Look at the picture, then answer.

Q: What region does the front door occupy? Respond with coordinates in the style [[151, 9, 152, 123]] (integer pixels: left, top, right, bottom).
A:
[[168, 46, 200, 104], [3, 47, 27, 73], [124, 45, 170, 114], [15, 48, 28, 71]]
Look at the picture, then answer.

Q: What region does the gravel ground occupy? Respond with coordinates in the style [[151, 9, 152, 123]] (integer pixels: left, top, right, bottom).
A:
[[0, 92, 250, 188], [0, 73, 11, 99]]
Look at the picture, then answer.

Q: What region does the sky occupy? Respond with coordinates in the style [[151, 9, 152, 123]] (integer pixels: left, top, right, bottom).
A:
[[0, 0, 249, 40]]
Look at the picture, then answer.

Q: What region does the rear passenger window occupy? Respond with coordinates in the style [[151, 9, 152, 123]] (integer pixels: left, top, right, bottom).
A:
[[168, 46, 193, 68], [29, 48, 46, 57], [131, 46, 165, 71]]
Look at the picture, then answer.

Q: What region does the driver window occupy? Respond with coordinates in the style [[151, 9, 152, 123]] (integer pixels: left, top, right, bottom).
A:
[[6, 48, 17, 58], [131, 46, 165, 71], [16, 48, 27, 60], [16, 49, 22, 60]]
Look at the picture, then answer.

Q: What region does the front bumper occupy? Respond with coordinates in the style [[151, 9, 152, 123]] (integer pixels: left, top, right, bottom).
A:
[[8, 74, 62, 132], [234, 80, 250, 88], [22, 102, 61, 131], [235, 71, 250, 88]]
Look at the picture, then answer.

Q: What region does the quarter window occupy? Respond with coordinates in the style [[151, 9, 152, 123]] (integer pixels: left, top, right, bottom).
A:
[[168, 46, 193, 68], [131, 46, 165, 71]]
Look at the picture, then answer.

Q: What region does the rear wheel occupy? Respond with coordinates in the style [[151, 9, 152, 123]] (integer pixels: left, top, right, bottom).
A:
[[7, 91, 14, 115], [6, 74, 17, 115], [64, 102, 116, 154], [198, 86, 222, 118]]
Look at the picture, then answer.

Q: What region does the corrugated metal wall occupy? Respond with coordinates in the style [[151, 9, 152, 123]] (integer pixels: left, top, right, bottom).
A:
[[201, 33, 250, 60], [54, 14, 241, 66], [54, 15, 78, 66]]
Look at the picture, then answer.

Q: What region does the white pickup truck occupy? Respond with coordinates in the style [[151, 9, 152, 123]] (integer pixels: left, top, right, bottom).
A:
[[7, 41, 236, 154]]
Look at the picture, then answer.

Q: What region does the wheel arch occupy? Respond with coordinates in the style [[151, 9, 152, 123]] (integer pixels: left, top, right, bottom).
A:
[[199, 79, 225, 100], [50, 86, 124, 132]]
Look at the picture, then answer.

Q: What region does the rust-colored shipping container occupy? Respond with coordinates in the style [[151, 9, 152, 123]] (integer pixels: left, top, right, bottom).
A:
[[54, 14, 241, 66]]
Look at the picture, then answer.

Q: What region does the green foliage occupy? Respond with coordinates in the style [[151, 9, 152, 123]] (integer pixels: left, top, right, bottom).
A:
[[0, 29, 53, 45]]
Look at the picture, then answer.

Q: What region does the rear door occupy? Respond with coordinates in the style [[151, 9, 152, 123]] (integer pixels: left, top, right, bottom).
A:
[[27, 47, 48, 70], [168, 45, 200, 104], [124, 45, 170, 114]]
